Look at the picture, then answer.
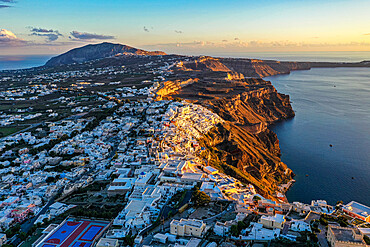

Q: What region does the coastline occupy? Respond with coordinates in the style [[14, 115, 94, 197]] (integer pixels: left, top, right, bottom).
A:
[[266, 67, 370, 205]]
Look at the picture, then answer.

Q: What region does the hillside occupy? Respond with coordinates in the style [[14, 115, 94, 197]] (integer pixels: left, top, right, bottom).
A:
[[45, 42, 167, 67]]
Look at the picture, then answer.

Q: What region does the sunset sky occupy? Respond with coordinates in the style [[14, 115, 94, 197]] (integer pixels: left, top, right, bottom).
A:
[[1, 0, 370, 55]]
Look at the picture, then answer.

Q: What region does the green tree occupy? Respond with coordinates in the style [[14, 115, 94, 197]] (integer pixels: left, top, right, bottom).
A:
[[364, 235, 370, 245], [46, 177, 56, 183], [19, 231, 27, 241], [308, 232, 318, 242], [237, 220, 246, 230], [319, 217, 328, 226], [230, 224, 239, 237], [191, 189, 211, 207], [253, 195, 261, 202]]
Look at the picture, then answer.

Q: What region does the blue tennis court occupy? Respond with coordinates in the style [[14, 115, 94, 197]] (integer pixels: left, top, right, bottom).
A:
[[37, 218, 110, 247], [46, 221, 81, 244], [79, 225, 104, 241], [72, 242, 92, 247]]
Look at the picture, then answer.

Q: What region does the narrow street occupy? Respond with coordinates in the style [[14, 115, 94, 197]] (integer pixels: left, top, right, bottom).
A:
[[317, 225, 329, 247]]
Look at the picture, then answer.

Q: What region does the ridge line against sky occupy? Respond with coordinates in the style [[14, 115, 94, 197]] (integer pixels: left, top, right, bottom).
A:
[[0, 0, 370, 55]]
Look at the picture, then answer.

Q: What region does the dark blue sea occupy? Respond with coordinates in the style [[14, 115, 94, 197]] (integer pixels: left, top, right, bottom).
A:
[[0, 55, 54, 71], [266, 67, 370, 206]]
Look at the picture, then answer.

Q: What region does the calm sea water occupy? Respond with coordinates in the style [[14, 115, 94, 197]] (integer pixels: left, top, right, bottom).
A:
[[266, 67, 370, 206], [0, 55, 53, 71]]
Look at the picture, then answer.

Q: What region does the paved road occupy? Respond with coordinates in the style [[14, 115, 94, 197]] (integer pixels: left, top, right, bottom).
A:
[[140, 234, 153, 246], [203, 203, 234, 224], [317, 225, 329, 247], [20, 196, 57, 233], [282, 221, 291, 235]]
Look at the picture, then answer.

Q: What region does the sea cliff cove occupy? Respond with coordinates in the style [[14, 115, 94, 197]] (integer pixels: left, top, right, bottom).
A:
[[1, 1, 370, 246]]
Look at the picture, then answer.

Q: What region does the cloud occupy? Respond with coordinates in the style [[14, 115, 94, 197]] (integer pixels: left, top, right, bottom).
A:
[[175, 30, 183, 34], [0, 29, 27, 46], [364, 33, 370, 36], [149, 41, 207, 48], [31, 33, 60, 42], [143, 26, 149, 32], [144, 39, 370, 52], [69, 31, 115, 40], [0, 0, 15, 8], [31, 27, 59, 34], [29, 27, 63, 42], [0, 29, 88, 50]]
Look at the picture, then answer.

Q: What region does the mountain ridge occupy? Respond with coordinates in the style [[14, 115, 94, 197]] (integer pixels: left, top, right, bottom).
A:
[[45, 42, 167, 67]]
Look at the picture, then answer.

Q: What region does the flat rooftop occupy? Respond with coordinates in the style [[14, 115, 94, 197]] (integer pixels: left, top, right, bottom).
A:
[[261, 214, 285, 224], [172, 218, 204, 228], [344, 201, 370, 218], [331, 227, 363, 243]]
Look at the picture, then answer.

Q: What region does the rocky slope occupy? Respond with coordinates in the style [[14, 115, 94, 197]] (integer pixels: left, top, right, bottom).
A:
[[198, 123, 292, 199], [45, 42, 166, 67], [179, 56, 311, 78], [158, 69, 295, 198], [179, 56, 370, 78], [220, 58, 312, 77]]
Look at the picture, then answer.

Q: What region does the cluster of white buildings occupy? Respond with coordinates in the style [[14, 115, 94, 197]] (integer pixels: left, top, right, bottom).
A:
[[0, 113, 42, 126], [0, 118, 90, 154], [0, 84, 55, 101]]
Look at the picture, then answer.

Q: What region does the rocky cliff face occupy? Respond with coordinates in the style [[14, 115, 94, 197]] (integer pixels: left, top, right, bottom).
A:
[[205, 80, 294, 126], [197, 80, 294, 198], [179, 56, 231, 72], [220, 58, 312, 77], [45, 42, 166, 67], [157, 69, 295, 198], [155, 78, 198, 100], [180, 56, 311, 78], [199, 123, 292, 199]]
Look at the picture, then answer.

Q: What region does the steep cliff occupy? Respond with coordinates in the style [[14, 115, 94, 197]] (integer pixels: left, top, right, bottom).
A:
[[158, 71, 295, 198], [220, 58, 312, 77], [204, 79, 294, 126], [179, 56, 311, 78], [179, 56, 232, 72], [155, 78, 198, 100], [199, 123, 292, 199]]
